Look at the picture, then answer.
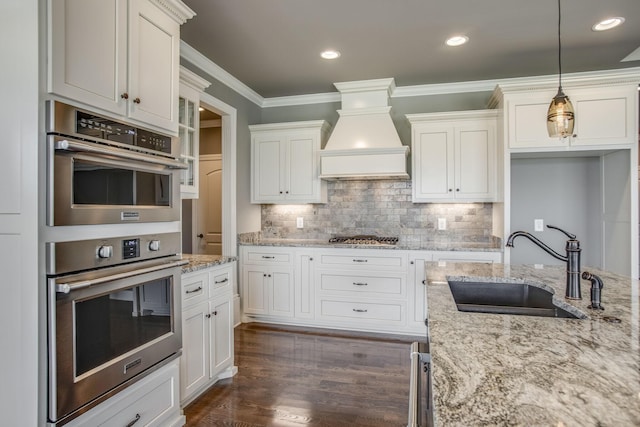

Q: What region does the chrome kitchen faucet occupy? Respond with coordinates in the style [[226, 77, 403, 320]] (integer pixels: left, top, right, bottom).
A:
[[506, 225, 582, 300]]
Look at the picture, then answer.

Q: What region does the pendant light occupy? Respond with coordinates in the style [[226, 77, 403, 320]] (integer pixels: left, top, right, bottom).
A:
[[546, 0, 575, 138]]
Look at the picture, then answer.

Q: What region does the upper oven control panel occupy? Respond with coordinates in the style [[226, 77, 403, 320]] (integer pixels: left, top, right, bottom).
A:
[[46, 100, 177, 158], [46, 232, 181, 275]]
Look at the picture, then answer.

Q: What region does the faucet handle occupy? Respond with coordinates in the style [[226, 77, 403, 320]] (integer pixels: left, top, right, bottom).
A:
[[547, 224, 576, 240]]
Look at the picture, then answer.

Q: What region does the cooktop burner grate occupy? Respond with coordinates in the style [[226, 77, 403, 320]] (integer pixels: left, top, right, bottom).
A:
[[328, 235, 399, 245]]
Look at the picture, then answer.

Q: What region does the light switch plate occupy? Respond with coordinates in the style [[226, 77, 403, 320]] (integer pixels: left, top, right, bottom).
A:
[[296, 217, 304, 228], [534, 219, 544, 232], [437, 218, 447, 230]]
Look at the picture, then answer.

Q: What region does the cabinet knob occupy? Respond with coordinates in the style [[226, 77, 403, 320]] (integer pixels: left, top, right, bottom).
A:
[[309, 257, 313, 261], [456, 188, 460, 192], [133, 97, 141, 104], [120, 92, 129, 100], [206, 313, 211, 318], [448, 188, 452, 192], [268, 274, 272, 277], [212, 311, 218, 316], [285, 191, 289, 194], [263, 273, 267, 277]]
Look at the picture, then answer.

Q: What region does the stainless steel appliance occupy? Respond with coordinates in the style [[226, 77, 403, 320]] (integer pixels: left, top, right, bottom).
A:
[[46, 232, 186, 425], [45, 101, 185, 226], [328, 235, 399, 245], [408, 314, 434, 426]]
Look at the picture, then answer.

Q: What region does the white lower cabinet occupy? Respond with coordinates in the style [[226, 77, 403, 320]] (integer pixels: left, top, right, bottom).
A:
[[180, 263, 236, 406], [62, 358, 184, 427], [241, 246, 294, 318], [240, 245, 502, 335]]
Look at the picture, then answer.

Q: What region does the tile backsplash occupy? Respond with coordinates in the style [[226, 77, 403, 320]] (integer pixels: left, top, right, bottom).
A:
[[261, 180, 494, 247]]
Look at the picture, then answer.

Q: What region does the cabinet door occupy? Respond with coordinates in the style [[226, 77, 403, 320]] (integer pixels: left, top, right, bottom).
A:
[[507, 92, 569, 149], [243, 267, 268, 314], [181, 300, 209, 401], [128, 0, 179, 132], [412, 127, 455, 201], [570, 86, 635, 146], [286, 134, 318, 202], [209, 297, 233, 376], [270, 270, 294, 317], [49, 0, 127, 115], [252, 136, 285, 202], [455, 123, 495, 200], [179, 82, 200, 198]]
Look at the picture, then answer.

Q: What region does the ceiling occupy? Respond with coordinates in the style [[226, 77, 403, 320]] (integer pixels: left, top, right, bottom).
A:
[[180, 0, 640, 99]]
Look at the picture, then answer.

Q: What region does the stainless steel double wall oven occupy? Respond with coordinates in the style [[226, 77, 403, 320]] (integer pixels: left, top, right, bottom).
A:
[[45, 102, 186, 425]]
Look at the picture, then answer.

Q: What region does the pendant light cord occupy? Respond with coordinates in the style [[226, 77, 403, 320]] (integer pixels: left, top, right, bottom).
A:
[[557, 0, 562, 89]]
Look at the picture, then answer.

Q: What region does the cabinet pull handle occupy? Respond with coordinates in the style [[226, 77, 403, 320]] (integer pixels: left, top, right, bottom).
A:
[[352, 308, 368, 313], [126, 413, 141, 427], [353, 282, 368, 286], [120, 92, 129, 100], [215, 278, 229, 284], [352, 259, 368, 263], [185, 286, 202, 294], [133, 97, 141, 104], [262, 256, 275, 259]]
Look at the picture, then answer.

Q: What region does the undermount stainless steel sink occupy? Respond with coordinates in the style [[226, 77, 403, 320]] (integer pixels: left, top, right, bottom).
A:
[[447, 280, 582, 319]]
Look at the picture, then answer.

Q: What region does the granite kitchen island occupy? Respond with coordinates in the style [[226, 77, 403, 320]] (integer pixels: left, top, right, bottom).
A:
[[425, 262, 640, 426]]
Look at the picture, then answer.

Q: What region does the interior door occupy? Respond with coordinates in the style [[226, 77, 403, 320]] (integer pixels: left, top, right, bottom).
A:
[[194, 155, 222, 255]]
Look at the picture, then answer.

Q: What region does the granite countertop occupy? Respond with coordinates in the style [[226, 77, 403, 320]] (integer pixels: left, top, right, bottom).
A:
[[181, 254, 237, 274], [238, 237, 503, 252], [425, 262, 640, 426]]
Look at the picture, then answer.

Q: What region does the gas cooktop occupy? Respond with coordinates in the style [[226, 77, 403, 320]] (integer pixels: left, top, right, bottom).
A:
[[328, 235, 398, 245]]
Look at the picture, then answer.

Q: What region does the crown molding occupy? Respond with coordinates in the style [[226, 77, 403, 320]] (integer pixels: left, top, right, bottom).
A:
[[261, 92, 341, 108], [179, 65, 210, 91], [180, 41, 264, 106], [149, 0, 195, 24]]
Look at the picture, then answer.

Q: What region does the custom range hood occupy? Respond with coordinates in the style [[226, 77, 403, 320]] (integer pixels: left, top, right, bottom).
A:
[[319, 78, 409, 180]]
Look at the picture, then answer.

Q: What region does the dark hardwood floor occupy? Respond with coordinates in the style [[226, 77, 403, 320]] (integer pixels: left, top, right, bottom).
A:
[[184, 323, 421, 426]]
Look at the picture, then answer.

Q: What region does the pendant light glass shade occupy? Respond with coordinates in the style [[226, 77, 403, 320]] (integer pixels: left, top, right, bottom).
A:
[[547, 87, 574, 137], [547, 0, 575, 138]]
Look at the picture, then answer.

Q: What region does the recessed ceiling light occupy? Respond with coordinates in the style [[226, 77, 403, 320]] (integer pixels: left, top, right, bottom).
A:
[[592, 17, 625, 31], [320, 50, 341, 59], [446, 35, 469, 47]]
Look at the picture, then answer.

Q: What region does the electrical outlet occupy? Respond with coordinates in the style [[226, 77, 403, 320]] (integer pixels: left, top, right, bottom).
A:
[[437, 218, 447, 230], [534, 219, 544, 232], [296, 217, 304, 229]]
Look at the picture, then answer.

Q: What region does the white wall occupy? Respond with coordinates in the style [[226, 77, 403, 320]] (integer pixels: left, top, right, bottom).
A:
[[510, 156, 603, 268], [0, 0, 39, 425]]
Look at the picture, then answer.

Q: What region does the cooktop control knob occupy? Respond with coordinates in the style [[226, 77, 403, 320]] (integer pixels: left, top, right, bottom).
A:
[[97, 245, 113, 259], [148, 240, 160, 251]]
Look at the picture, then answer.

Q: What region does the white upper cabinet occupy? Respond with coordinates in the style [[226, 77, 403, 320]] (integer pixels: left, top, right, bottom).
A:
[[48, 0, 194, 133], [250, 121, 330, 204], [407, 110, 497, 203], [503, 84, 637, 151]]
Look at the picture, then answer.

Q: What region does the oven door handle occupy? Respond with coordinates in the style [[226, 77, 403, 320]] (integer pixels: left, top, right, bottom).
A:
[[55, 138, 188, 169], [55, 259, 189, 294]]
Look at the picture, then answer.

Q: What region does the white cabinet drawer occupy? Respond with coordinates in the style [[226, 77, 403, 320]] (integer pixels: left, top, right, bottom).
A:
[[210, 267, 232, 296], [65, 359, 182, 427], [244, 250, 291, 264], [319, 299, 404, 322], [318, 252, 406, 269], [101, 372, 176, 426], [317, 271, 404, 297], [182, 271, 209, 308]]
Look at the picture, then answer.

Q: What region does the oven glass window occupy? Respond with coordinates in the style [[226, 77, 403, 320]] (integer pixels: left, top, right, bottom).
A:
[[74, 277, 173, 376], [72, 159, 170, 206]]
